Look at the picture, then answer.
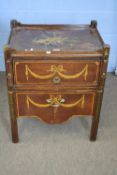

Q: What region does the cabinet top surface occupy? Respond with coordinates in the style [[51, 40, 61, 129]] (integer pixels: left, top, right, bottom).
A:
[[9, 25, 104, 52]]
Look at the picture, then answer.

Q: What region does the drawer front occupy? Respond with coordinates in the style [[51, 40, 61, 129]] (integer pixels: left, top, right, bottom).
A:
[[14, 60, 100, 86], [15, 92, 95, 124]]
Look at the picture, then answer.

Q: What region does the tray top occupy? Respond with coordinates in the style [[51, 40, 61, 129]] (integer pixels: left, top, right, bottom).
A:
[[9, 24, 104, 52]]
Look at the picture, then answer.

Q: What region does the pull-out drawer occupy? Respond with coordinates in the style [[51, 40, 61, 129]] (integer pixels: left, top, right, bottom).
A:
[[15, 91, 96, 124], [14, 60, 100, 86]]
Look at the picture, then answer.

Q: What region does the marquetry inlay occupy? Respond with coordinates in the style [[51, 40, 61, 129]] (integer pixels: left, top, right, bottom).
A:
[[25, 64, 88, 81], [33, 36, 68, 45]]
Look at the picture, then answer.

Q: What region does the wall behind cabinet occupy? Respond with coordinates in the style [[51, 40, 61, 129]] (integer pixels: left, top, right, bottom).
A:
[[0, 0, 116, 71]]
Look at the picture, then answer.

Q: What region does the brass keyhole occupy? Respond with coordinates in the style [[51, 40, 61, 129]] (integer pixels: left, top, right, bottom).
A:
[[52, 76, 61, 84]]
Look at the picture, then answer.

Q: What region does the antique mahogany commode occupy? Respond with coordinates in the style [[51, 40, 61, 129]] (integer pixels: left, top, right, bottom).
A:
[[4, 20, 110, 143]]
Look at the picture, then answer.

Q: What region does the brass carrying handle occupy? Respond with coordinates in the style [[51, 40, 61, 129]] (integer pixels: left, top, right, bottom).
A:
[[46, 96, 65, 107]]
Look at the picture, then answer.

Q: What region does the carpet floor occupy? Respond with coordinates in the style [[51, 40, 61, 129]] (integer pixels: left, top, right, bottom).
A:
[[0, 72, 117, 175]]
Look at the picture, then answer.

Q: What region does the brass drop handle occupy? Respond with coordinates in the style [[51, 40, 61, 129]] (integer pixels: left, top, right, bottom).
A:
[[46, 96, 65, 107]]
